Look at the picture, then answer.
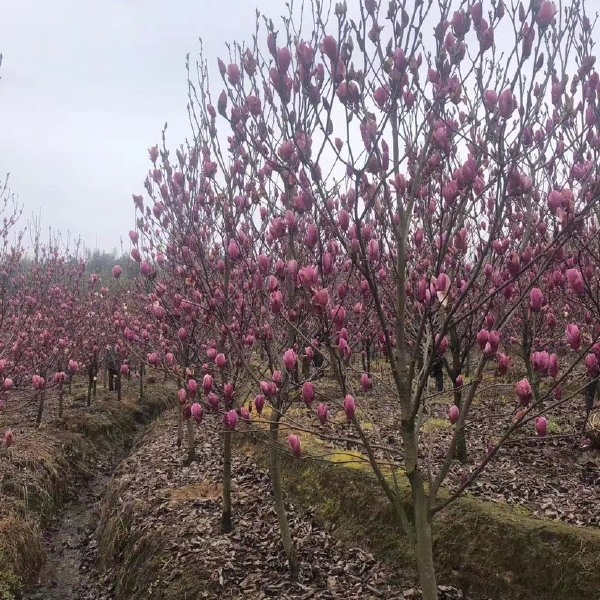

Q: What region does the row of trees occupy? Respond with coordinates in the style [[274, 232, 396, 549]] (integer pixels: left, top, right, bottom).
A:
[[0, 199, 155, 430], [126, 1, 600, 597], [3, 1, 600, 598]]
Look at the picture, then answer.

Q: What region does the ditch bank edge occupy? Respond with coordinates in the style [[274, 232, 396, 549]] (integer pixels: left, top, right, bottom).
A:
[[0, 384, 176, 599]]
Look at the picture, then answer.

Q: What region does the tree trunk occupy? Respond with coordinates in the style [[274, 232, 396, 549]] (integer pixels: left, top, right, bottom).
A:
[[327, 346, 344, 391], [186, 419, 196, 462], [103, 367, 107, 390], [301, 355, 310, 378], [403, 421, 437, 600], [177, 406, 184, 448], [58, 384, 64, 419], [269, 416, 300, 579], [221, 429, 233, 533], [139, 362, 145, 401], [414, 500, 437, 600], [453, 387, 467, 464], [35, 390, 45, 427], [87, 374, 93, 406], [117, 373, 122, 401]]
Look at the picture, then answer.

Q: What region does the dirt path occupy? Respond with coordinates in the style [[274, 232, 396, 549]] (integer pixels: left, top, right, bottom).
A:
[[24, 466, 112, 600]]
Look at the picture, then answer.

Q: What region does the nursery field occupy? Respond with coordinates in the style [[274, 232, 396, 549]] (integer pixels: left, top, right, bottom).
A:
[[0, 370, 596, 600], [3, 0, 600, 598]]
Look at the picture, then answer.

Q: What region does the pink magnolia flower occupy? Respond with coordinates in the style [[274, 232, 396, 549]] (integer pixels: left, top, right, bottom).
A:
[[374, 86, 389, 108], [566, 323, 581, 350], [240, 407, 251, 423], [530, 288, 544, 312], [32, 375, 46, 391], [227, 63, 241, 85], [215, 353, 227, 370], [585, 353, 599, 377], [202, 374, 213, 395], [360, 373, 372, 392], [516, 378, 532, 405], [227, 239, 241, 261], [187, 378, 198, 397], [448, 405, 460, 424], [302, 382, 315, 406], [483, 89, 497, 110], [254, 394, 265, 415], [532, 351, 550, 375], [288, 434, 301, 458], [191, 403, 204, 424], [566, 268, 585, 295], [436, 273, 450, 305], [477, 329, 489, 350], [140, 261, 153, 277], [208, 393, 220, 412], [498, 88, 515, 118], [224, 409, 238, 430], [283, 349, 297, 372], [270, 373, 282, 389], [316, 402, 329, 424], [548, 353, 559, 378], [536, 2, 556, 28], [343, 395, 356, 421], [223, 383, 234, 401], [320, 35, 337, 61], [535, 417, 548, 437]]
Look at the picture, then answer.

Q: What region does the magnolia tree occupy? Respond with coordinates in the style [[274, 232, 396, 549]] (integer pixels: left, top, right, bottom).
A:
[[132, 0, 600, 595], [120, 260, 209, 461], [130, 133, 261, 534]]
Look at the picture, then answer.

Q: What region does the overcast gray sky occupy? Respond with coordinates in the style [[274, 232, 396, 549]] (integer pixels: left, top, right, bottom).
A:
[[2, 2, 598, 252], [0, 0, 282, 252]]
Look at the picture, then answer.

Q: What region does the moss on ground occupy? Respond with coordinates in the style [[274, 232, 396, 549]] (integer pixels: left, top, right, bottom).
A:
[[257, 440, 600, 600]]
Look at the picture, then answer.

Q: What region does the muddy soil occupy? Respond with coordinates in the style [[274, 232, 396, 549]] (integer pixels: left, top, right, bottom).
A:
[[24, 463, 111, 600]]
